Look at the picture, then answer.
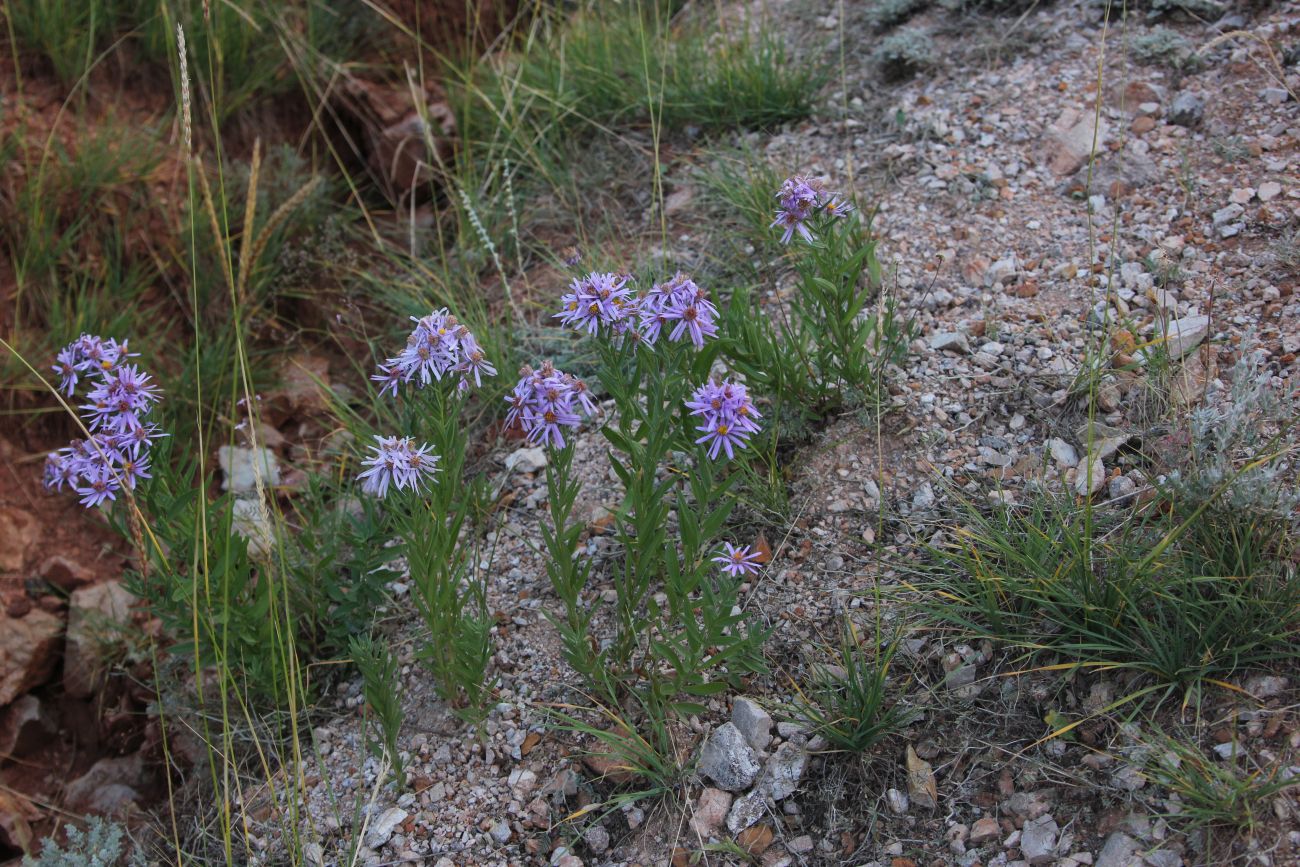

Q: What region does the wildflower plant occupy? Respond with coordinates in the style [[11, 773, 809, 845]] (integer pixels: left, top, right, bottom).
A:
[[729, 175, 914, 418], [349, 633, 408, 788], [530, 270, 769, 713], [362, 310, 499, 720]]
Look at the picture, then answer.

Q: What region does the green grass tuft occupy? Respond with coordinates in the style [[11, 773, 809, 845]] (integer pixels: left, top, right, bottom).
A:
[[1147, 729, 1300, 833], [790, 622, 916, 754], [450, 3, 826, 175], [918, 487, 1300, 708]]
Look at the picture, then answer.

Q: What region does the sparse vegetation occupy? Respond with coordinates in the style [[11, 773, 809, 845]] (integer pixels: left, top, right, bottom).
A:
[[921, 485, 1298, 707], [1131, 27, 1203, 71], [791, 623, 915, 754], [873, 28, 935, 80], [1146, 729, 1300, 833], [3, 1, 1297, 865], [21, 818, 144, 867], [869, 0, 931, 30]]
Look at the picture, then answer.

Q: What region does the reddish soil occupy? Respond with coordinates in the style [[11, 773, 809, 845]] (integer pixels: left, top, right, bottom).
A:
[[0, 427, 136, 860], [0, 2, 529, 858]]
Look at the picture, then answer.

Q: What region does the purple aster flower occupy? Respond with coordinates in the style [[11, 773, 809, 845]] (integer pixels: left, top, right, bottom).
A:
[[374, 309, 496, 395], [568, 376, 598, 416], [638, 273, 718, 349], [75, 463, 121, 508], [505, 362, 594, 449], [770, 175, 853, 245], [80, 335, 134, 374], [44, 451, 77, 491], [52, 335, 134, 395], [53, 346, 82, 396], [115, 421, 168, 457], [555, 272, 637, 336], [713, 543, 764, 577], [686, 378, 761, 461], [371, 363, 403, 397], [116, 450, 153, 490], [357, 435, 440, 498], [402, 441, 441, 490], [771, 209, 815, 245], [824, 196, 855, 218], [455, 344, 497, 389]]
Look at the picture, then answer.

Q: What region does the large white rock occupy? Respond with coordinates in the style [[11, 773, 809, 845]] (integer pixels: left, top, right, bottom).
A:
[[364, 806, 408, 849]]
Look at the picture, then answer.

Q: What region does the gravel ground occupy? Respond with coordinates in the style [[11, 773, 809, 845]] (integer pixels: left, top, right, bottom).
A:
[[252, 2, 1300, 865]]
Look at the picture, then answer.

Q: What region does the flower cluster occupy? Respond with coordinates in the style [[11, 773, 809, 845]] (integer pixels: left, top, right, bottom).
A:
[[713, 542, 764, 578], [554, 272, 637, 336], [53, 334, 132, 396], [372, 309, 497, 396], [45, 335, 166, 508], [554, 271, 718, 350], [770, 175, 853, 245], [638, 272, 719, 349], [686, 378, 761, 460], [505, 362, 596, 449], [357, 435, 440, 498]]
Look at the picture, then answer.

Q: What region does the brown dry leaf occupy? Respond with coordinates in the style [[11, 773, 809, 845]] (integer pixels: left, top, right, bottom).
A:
[[905, 745, 938, 810], [738, 823, 775, 856], [581, 751, 636, 786], [1111, 328, 1137, 356], [1171, 348, 1216, 409], [0, 791, 37, 854], [589, 512, 617, 535]]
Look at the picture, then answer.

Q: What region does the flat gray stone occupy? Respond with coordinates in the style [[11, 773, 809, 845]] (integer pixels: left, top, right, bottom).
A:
[[1076, 455, 1105, 497], [930, 332, 972, 354], [364, 807, 408, 849], [1161, 315, 1210, 359], [1005, 791, 1051, 820], [65, 580, 135, 699], [1109, 475, 1137, 502], [1021, 815, 1059, 865], [725, 789, 768, 834], [759, 741, 808, 800], [505, 446, 548, 473], [1244, 675, 1287, 698], [698, 722, 761, 792], [217, 445, 280, 493], [731, 697, 773, 752], [1167, 92, 1203, 127], [1096, 832, 1141, 867], [1048, 437, 1079, 468]]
